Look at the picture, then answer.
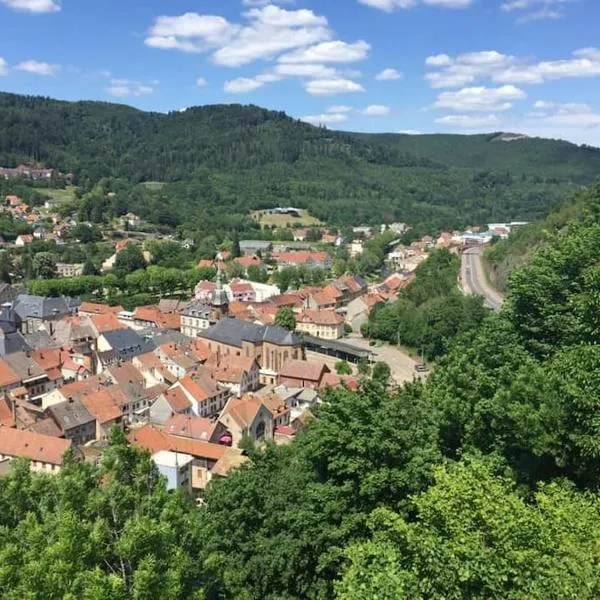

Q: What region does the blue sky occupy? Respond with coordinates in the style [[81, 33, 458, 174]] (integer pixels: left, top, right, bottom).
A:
[[1, 0, 600, 145]]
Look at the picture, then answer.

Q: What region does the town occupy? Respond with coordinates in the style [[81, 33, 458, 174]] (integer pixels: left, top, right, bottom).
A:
[[0, 187, 516, 495]]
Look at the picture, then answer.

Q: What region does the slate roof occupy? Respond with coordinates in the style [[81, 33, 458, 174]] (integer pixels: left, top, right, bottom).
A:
[[47, 398, 95, 432], [14, 294, 80, 320], [3, 352, 46, 381], [199, 318, 299, 348], [0, 328, 30, 356], [22, 330, 58, 350], [101, 328, 155, 359]]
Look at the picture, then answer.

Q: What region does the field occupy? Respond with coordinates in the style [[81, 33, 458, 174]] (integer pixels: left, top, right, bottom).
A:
[[252, 209, 323, 228], [37, 186, 77, 202], [140, 181, 165, 191]]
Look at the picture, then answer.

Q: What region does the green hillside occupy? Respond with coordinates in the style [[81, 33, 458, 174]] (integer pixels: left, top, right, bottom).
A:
[[1, 91, 600, 234]]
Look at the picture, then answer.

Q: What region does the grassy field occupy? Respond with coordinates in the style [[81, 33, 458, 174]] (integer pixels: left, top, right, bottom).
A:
[[252, 209, 323, 228], [37, 186, 77, 202]]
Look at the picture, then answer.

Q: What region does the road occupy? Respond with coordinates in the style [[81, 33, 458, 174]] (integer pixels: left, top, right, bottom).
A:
[[345, 335, 422, 385], [461, 247, 504, 312]]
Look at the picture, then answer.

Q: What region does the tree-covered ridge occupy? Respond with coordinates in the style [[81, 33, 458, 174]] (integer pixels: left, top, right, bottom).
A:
[[2, 91, 600, 229]]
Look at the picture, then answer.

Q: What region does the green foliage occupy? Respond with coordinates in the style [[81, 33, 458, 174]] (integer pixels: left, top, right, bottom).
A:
[[371, 362, 391, 384], [275, 307, 296, 331], [114, 243, 146, 277], [335, 360, 352, 375], [0, 429, 205, 599], [337, 458, 600, 600], [3, 93, 600, 239], [367, 249, 487, 360], [203, 382, 441, 599], [31, 251, 57, 279]]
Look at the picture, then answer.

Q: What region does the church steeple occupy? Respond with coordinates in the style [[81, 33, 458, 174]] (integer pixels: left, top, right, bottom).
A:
[[210, 265, 229, 321]]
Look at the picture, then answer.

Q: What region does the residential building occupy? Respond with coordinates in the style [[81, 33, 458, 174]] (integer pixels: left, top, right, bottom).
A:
[[272, 250, 332, 271], [278, 360, 330, 389], [170, 371, 230, 418], [13, 294, 80, 335], [47, 398, 96, 445], [79, 388, 123, 440], [152, 450, 193, 493], [15, 234, 34, 247], [0, 428, 71, 474], [345, 292, 388, 333], [96, 328, 156, 368], [163, 414, 224, 443], [149, 387, 193, 424], [3, 352, 50, 403], [180, 301, 212, 337], [133, 305, 180, 331], [56, 263, 84, 278], [296, 309, 345, 340], [0, 358, 21, 394], [207, 355, 260, 397]]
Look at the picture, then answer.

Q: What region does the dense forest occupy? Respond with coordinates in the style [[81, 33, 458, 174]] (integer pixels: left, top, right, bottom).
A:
[[3, 180, 600, 598], [2, 92, 600, 233]]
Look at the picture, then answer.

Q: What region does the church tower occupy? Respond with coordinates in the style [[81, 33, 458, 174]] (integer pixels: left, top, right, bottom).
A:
[[210, 266, 229, 322]]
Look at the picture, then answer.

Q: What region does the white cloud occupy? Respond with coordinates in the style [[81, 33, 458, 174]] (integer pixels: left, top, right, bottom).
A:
[[224, 77, 264, 93], [435, 114, 501, 128], [399, 129, 422, 134], [242, 0, 294, 4], [426, 48, 600, 90], [327, 104, 353, 113], [105, 79, 156, 97], [426, 54, 452, 67], [146, 6, 333, 68], [362, 104, 391, 115], [534, 100, 554, 109], [501, 0, 574, 23], [357, 0, 473, 11], [434, 85, 526, 111], [1, 0, 60, 13], [302, 113, 349, 125], [375, 68, 403, 80], [196, 77, 208, 87], [0, 58, 7, 76], [278, 40, 370, 64], [274, 63, 338, 78], [304, 78, 365, 96], [15, 59, 59, 76]]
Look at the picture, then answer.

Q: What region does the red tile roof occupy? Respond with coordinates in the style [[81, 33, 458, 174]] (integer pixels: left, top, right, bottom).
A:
[[0, 427, 71, 465], [163, 414, 216, 441], [221, 395, 263, 429], [79, 302, 123, 316], [319, 372, 359, 391], [0, 358, 21, 388], [89, 312, 126, 334], [298, 309, 344, 326], [130, 425, 227, 461], [161, 387, 192, 413], [279, 360, 329, 382], [80, 389, 122, 425]]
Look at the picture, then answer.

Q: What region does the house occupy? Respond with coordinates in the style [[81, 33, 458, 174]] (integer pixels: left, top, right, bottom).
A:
[[2, 352, 50, 404], [239, 240, 272, 255], [228, 280, 280, 303], [218, 395, 274, 447], [163, 414, 223, 443], [233, 255, 265, 272], [133, 306, 180, 331], [0, 427, 71, 474], [0, 283, 18, 305], [206, 355, 261, 397], [96, 328, 156, 367], [41, 375, 105, 409], [272, 251, 332, 271], [119, 212, 141, 229], [0, 358, 21, 394], [44, 197, 63, 210], [180, 301, 212, 337], [79, 388, 123, 440], [261, 393, 292, 430], [228, 280, 255, 303], [6, 195, 23, 207], [349, 240, 364, 257], [56, 263, 84, 278], [149, 387, 193, 424], [79, 302, 124, 317], [198, 319, 302, 384], [296, 309, 345, 340], [30, 348, 64, 391], [46, 398, 96, 445], [151, 450, 193, 493], [15, 234, 34, 247], [278, 360, 330, 389], [170, 371, 230, 418], [13, 294, 80, 335], [0, 309, 29, 356], [345, 292, 388, 333], [33, 227, 47, 240], [154, 341, 207, 379]]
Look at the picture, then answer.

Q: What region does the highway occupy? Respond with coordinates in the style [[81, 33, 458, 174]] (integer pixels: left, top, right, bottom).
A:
[[461, 247, 504, 312]]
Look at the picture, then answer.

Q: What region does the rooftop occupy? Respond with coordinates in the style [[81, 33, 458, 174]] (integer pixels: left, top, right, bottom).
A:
[[0, 426, 71, 465], [199, 318, 300, 348]]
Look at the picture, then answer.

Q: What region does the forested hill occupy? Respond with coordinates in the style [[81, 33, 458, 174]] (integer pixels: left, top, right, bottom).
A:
[[1, 90, 600, 229]]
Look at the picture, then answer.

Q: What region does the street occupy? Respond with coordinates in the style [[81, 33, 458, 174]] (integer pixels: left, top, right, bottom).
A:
[[461, 247, 504, 312]]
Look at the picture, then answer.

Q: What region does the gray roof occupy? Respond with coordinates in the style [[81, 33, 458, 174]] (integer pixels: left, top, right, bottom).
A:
[[199, 318, 299, 348], [48, 399, 95, 431], [239, 240, 273, 250], [182, 301, 211, 319], [22, 330, 59, 350], [0, 329, 30, 356], [14, 294, 80, 320], [101, 328, 156, 358], [140, 329, 190, 347], [3, 351, 46, 380]]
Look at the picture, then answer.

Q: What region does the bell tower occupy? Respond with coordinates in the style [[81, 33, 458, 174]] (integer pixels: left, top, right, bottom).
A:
[[210, 266, 229, 322]]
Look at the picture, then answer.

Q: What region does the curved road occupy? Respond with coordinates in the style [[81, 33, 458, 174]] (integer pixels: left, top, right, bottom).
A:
[[461, 247, 504, 312]]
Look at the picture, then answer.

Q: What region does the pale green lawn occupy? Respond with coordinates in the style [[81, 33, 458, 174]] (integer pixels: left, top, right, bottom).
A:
[[252, 209, 323, 228]]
